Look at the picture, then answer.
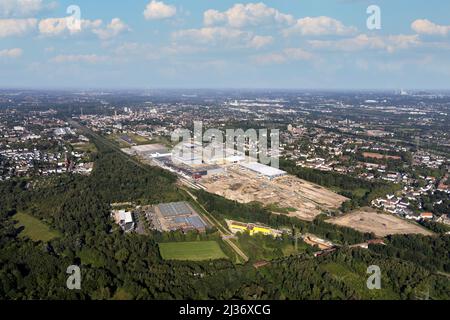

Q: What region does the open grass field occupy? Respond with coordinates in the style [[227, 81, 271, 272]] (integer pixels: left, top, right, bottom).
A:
[[148, 135, 175, 148], [328, 207, 433, 237], [158, 241, 228, 261], [126, 133, 150, 145], [109, 133, 150, 147], [13, 212, 60, 242], [73, 142, 97, 153]]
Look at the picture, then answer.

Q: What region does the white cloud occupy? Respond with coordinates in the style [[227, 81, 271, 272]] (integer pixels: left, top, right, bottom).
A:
[[412, 19, 450, 36], [248, 35, 273, 49], [283, 16, 357, 37], [38, 17, 102, 37], [38, 17, 70, 36], [93, 18, 130, 40], [204, 9, 225, 27], [39, 16, 129, 40], [204, 3, 294, 28], [143, 0, 176, 20], [50, 54, 107, 64], [387, 35, 422, 51], [0, 47, 23, 58], [173, 26, 271, 50], [0, 0, 49, 18], [254, 48, 312, 65], [0, 18, 37, 37], [173, 27, 249, 44], [308, 34, 421, 53]]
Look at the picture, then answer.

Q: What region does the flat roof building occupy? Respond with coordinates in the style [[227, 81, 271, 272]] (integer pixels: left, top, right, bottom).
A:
[[172, 143, 203, 165], [239, 162, 286, 180], [157, 201, 193, 217], [152, 201, 209, 233], [129, 144, 171, 158], [112, 209, 135, 233]]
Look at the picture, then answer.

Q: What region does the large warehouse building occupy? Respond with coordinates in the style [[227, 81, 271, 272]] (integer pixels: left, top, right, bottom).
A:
[[125, 143, 171, 158], [151, 201, 209, 233], [239, 162, 286, 180]]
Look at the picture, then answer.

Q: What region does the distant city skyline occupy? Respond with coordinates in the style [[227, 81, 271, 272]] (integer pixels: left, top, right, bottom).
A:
[[1, 0, 450, 89]]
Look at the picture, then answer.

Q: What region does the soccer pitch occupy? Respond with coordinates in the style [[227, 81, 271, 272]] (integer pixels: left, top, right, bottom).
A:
[[158, 241, 228, 261]]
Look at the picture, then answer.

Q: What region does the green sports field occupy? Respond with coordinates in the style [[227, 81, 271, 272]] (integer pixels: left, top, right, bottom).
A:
[[14, 212, 60, 242], [158, 241, 228, 261]]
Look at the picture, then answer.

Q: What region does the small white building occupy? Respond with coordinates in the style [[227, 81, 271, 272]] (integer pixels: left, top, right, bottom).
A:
[[112, 210, 135, 232]]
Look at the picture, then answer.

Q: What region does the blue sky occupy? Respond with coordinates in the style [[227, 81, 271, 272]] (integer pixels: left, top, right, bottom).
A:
[[1, 0, 450, 89]]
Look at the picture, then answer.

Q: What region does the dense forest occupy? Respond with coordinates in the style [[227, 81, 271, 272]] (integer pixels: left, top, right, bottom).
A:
[[0, 132, 448, 300]]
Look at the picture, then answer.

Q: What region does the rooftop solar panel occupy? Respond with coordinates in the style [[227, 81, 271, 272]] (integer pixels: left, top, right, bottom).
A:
[[174, 216, 189, 224], [158, 201, 193, 217], [187, 216, 207, 228]]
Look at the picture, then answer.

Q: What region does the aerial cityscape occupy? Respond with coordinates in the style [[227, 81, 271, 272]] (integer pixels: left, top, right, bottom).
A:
[[0, 0, 449, 308]]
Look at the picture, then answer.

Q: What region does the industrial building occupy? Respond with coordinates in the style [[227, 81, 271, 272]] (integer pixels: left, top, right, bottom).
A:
[[239, 162, 286, 180], [127, 143, 171, 158], [225, 155, 246, 164], [54, 127, 76, 136], [149, 201, 209, 233], [302, 233, 335, 250], [112, 209, 135, 233], [154, 155, 224, 179], [226, 219, 283, 237], [172, 143, 203, 165]]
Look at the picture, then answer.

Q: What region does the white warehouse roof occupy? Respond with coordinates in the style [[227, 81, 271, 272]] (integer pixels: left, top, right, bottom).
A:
[[119, 210, 133, 224], [240, 162, 286, 178]]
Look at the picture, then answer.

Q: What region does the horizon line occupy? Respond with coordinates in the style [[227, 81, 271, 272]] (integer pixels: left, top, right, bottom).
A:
[[1, 87, 450, 93]]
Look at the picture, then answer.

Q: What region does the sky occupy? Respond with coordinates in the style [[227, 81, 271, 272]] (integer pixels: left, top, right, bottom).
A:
[[1, 0, 450, 89]]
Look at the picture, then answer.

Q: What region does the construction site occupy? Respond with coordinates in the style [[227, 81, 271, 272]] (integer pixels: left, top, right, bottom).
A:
[[328, 207, 434, 237], [200, 165, 348, 221], [127, 143, 348, 221]]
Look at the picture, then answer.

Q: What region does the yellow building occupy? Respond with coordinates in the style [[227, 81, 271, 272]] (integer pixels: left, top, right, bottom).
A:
[[226, 220, 281, 237], [248, 225, 273, 236]]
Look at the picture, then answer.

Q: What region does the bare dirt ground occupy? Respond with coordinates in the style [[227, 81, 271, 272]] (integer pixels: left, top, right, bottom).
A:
[[200, 165, 348, 221], [362, 152, 401, 160], [328, 207, 433, 237]]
